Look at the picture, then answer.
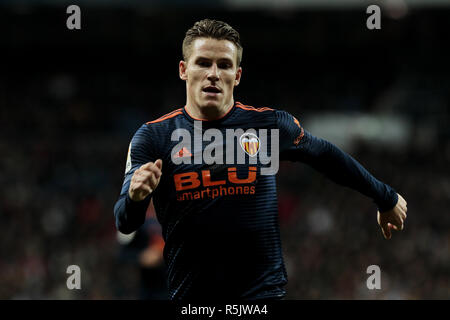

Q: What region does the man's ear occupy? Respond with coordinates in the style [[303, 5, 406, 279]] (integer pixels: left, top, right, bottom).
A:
[[179, 61, 188, 81], [234, 66, 242, 86]]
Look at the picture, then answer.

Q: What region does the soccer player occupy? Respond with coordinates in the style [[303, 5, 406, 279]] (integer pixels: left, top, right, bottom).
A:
[[114, 19, 407, 300]]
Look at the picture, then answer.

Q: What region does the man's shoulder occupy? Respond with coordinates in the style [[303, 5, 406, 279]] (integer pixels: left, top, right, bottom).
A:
[[131, 107, 185, 144], [235, 101, 277, 113], [234, 102, 291, 125], [145, 107, 185, 126]]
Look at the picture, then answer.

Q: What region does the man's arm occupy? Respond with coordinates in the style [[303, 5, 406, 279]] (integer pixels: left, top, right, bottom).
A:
[[114, 124, 163, 234], [276, 110, 407, 238]]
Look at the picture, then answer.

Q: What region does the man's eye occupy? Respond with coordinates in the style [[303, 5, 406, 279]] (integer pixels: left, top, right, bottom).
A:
[[198, 61, 210, 67], [219, 63, 231, 69]]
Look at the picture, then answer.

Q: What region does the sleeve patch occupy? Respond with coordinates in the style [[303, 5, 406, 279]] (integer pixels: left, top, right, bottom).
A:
[[293, 116, 304, 145], [125, 142, 132, 174], [293, 116, 301, 129]]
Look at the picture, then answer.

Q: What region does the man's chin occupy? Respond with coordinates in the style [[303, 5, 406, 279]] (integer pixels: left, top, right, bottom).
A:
[[200, 100, 221, 109]]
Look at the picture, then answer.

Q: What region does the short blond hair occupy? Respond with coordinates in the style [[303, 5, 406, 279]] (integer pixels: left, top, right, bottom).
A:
[[182, 19, 243, 66]]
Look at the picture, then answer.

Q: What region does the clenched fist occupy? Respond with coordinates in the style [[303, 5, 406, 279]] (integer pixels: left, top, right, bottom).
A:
[[128, 159, 163, 201], [377, 193, 407, 239]]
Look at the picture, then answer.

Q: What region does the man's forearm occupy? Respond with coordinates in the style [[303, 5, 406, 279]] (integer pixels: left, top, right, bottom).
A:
[[114, 193, 151, 234], [286, 132, 398, 212]]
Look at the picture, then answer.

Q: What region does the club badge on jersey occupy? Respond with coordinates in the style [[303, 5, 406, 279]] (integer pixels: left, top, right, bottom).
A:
[[240, 132, 260, 157]]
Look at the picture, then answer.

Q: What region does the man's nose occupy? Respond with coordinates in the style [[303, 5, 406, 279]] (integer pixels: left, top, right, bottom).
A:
[[207, 64, 219, 81]]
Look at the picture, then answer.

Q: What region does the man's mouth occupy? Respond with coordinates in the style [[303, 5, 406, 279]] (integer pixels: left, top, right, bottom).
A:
[[202, 86, 222, 94]]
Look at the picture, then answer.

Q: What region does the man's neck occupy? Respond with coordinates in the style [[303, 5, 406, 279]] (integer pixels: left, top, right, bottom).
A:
[[185, 100, 234, 121]]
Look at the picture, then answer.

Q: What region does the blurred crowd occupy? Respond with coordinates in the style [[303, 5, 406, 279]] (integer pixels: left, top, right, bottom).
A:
[[0, 6, 448, 299]]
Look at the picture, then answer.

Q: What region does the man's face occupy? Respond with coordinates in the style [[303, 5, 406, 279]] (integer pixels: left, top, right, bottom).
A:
[[179, 38, 242, 112]]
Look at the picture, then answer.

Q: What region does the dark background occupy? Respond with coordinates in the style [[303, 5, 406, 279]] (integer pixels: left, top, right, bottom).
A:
[[1, 1, 449, 299]]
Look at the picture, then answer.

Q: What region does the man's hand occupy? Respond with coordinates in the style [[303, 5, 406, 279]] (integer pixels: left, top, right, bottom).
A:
[[377, 193, 407, 239], [128, 159, 163, 202]]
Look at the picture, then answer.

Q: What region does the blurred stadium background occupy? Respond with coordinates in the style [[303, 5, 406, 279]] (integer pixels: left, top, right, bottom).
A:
[[1, 0, 449, 299]]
